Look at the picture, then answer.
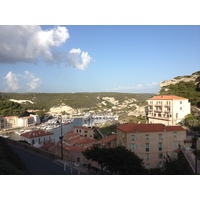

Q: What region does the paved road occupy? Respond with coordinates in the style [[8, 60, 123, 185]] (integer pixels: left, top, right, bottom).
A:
[[8, 144, 78, 175], [182, 149, 200, 174]]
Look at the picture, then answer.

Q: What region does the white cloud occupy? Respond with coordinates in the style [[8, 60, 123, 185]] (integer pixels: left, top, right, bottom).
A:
[[0, 25, 69, 63], [24, 71, 42, 90], [4, 71, 20, 91], [3, 71, 42, 91], [67, 48, 92, 70]]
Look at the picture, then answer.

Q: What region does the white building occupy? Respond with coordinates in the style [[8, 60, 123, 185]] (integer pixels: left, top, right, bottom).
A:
[[30, 114, 41, 124], [147, 95, 191, 125], [20, 130, 54, 147], [18, 116, 35, 127]]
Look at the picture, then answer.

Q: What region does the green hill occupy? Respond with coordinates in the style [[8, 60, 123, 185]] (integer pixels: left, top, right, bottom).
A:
[[159, 71, 200, 107], [0, 92, 154, 113]]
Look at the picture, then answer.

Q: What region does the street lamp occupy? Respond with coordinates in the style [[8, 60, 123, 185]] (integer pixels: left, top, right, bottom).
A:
[[58, 115, 63, 160]]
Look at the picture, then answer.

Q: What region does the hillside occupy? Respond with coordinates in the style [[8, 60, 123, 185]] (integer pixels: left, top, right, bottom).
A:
[[0, 92, 154, 113], [158, 71, 200, 107]]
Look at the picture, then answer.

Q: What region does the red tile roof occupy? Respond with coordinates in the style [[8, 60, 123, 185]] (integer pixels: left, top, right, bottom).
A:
[[100, 134, 116, 143], [166, 126, 185, 131], [20, 130, 53, 138], [40, 142, 56, 151], [76, 138, 97, 145], [63, 145, 86, 152], [148, 95, 188, 100], [117, 123, 185, 133]]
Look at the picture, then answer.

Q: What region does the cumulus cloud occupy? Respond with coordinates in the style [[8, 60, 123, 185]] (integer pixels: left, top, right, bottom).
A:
[[3, 71, 42, 91], [24, 71, 42, 90], [4, 71, 20, 91], [67, 48, 92, 70], [0, 25, 69, 63]]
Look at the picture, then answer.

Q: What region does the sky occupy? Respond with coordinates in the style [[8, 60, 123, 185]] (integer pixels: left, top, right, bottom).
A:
[[0, 25, 199, 94]]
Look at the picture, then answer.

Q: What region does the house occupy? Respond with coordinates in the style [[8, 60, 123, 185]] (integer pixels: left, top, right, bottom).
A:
[[147, 95, 191, 125], [73, 126, 94, 138], [20, 130, 54, 146], [18, 116, 35, 127], [99, 134, 116, 148], [2, 116, 19, 129], [116, 123, 186, 169]]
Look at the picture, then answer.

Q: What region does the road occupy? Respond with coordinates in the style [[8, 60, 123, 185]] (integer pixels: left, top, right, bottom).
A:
[[8, 144, 78, 175]]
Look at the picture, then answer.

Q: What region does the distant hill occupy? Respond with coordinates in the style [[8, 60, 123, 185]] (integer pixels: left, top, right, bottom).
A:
[[158, 71, 200, 107], [0, 92, 155, 113]]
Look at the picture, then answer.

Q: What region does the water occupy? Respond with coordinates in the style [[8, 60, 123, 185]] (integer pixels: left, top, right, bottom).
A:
[[9, 118, 83, 142]]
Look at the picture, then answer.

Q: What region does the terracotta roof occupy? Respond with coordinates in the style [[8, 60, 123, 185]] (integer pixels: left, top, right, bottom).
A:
[[40, 142, 56, 151], [20, 130, 53, 138], [117, 123, 185, 133], [65, 135, 82, 144], [166, 126, 185, 131], [100, 134, 116, 143], [148, 95, 188, 100], [63, 145, 86, 152], [76, 138, 97, 145]]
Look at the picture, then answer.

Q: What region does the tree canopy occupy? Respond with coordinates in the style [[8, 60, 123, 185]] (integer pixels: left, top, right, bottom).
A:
[[83, 145, 146, 175], [0, 99, 27, 117]]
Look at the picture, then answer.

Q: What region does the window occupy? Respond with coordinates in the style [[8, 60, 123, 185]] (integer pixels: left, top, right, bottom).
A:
[[146, 154, 150, 160], [131, 135, 135, 141], [84, 130, 88, 133], [174, 141, 178, 148], [158, 143, 162, 151], [159, 134, 163, 140], [158, 153, 163, 159], [180, 107, 182, 110], [145, 134, 149, 140], [180, 101, 182, 104], [173, 132, 177, 137], [131, 144, 136, 150], [145, 143, 150, 152]]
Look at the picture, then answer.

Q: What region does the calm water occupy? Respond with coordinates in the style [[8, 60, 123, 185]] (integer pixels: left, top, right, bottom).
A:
[[9, 118, 83, 142]]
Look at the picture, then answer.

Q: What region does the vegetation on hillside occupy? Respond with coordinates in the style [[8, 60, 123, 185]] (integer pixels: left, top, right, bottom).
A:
[[160, 80, 200, 106], [0, 92, 154, 112], [0, 99, 28, 117], [159, 71, 200, 107]]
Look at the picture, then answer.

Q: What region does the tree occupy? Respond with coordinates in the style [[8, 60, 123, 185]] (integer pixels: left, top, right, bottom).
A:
[[83, 145, 145, 175], [162, 151, 194, 175], [36, 110, 45, 121]]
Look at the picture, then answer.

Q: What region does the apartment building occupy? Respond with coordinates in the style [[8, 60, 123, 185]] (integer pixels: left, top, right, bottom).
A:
[[20, 130, 54, 146], [73, 126, 94, 138], [18, 116, 35, 127], [3, 116, 19, 129], [147, 95, 191, 125], [116, 123, 186, 169]]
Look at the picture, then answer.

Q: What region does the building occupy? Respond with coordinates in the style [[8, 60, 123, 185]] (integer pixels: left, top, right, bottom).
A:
[[73, 126, 94, 138], [30, 114, 41, 124], [99, 134, 116, 148], [3, 116, 19, 129], [18, 116, 35, 127], [116, 123, 186, 169], [20, 130, 54, 146], [147, 95, 191, 125]]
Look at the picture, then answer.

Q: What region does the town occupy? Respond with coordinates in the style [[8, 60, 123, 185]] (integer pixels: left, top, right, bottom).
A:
[[1, 90, 200, 175]]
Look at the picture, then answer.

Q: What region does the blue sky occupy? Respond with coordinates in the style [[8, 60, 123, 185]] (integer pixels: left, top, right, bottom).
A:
[[0, 25, 200, 93]]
